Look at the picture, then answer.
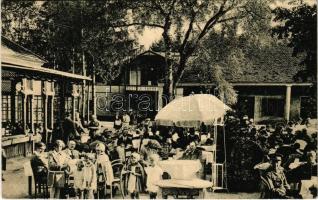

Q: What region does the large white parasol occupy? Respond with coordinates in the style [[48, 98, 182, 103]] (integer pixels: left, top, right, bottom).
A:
[[155, 94, 231, 127]]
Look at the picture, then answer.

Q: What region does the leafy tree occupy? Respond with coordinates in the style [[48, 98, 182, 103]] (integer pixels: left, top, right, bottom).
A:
[[272, 1, 317, 81], [1, 0, 38, 42], [122, 0, 273, 101], [1, 0, 135, 84]]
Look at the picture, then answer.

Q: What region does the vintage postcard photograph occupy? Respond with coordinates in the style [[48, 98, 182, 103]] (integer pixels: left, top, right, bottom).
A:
[[1, 0, 317, 199]]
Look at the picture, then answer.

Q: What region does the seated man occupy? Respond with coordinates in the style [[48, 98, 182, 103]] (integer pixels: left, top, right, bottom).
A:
[[265, 153, 291, 198], [30, 142, 48, 179], [181, 142, 202, 160], [63, 140, 80, 159], [117, 128, 133, 148]]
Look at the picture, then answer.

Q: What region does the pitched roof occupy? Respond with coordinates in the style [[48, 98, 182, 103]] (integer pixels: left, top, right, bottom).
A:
[[1, 36, 47, 69], [1, 37, 91, 81], [180, 44, 307, 84]]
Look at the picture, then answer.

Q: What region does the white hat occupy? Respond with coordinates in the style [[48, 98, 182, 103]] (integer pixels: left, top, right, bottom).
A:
[[96, 143, 105, 152]]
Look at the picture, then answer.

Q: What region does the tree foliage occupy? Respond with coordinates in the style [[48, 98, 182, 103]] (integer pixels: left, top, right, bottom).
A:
[[123, 0, 273, 100], [272, 1, 317, 81], [1, 0, 135, 83]]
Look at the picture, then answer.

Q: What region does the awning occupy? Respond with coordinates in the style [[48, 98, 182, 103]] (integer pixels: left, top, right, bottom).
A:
[[2, 63, 92, 81]]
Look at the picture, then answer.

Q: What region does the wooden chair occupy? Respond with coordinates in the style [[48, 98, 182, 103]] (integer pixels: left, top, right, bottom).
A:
[[96, 165, 107, 199], [29, 161, 49, 198], [111, 159, 123, 165], [110, 162, 125, 199], [34, 172, 49, 198]]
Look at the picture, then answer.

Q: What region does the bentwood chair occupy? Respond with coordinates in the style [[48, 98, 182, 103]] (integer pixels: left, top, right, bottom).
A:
[[110, 162, 125, 199]]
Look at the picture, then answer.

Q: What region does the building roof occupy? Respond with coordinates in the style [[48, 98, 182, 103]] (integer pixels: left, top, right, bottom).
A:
[[1, 37, 91, 81], [1, 36, 46, 69], [179, 45, 307, 84]]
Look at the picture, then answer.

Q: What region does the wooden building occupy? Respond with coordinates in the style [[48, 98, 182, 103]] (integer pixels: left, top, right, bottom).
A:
[[96, 50, 314, 124], [1, 37, 92, 158]]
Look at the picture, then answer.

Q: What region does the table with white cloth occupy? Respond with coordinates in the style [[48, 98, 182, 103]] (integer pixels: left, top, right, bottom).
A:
[[158, 160, 202, 180], [300, 176, 318, 199], [155, 179, 212, 199]]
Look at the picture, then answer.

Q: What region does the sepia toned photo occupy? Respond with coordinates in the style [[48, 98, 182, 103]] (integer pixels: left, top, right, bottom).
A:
[[1, 0, 317, 199]]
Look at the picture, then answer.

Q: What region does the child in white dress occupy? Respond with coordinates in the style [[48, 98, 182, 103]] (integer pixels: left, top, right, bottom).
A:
[[144, 154, 163, 199]]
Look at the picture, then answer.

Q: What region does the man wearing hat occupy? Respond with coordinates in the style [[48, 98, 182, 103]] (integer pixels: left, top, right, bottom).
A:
[[265, 153, 290, 198]]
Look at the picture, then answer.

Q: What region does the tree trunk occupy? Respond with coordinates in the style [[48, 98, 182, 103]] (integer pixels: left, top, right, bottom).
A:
[[162, 22, 174, 104]]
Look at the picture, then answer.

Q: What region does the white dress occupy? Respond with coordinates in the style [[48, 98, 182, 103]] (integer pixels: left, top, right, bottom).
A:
[[96, 153, 114, 185], [145, 165, 163, 193]]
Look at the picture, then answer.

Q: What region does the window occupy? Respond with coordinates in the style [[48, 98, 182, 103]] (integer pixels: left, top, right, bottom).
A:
[[33, 96, 43, 124], [15, 94, 23, 123], [47, 96, 53, 129], [74, 97, 80, 113], [53, 96, 61, 124], [129, 69, 141, 85], [65, 97, 73, 114], [261, 97, 284, 117], [2, 95, 11, 124]]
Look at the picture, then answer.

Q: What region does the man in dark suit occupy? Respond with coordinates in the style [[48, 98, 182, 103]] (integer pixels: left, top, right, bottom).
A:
[[117, 128, 133, 148], [62, 112, 80, 144], [30, 142, 48, 183]]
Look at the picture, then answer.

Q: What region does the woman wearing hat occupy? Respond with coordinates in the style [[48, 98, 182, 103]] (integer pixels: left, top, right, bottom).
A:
[[265, 153, 290, 198]]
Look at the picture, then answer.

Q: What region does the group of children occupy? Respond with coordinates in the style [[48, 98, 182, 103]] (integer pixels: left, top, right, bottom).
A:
[[123, 152, 164, 199]]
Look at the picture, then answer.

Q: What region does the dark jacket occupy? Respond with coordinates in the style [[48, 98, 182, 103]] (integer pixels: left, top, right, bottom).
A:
[[117, 136, 133, 147], [62, 117, 79, 143]]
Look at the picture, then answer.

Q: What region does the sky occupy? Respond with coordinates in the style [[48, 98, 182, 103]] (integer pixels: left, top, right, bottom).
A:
[[136, 0, 316, 50]]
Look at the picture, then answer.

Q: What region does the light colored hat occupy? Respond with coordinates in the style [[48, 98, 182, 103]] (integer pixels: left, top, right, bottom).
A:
[[96, 143, 105, 152]]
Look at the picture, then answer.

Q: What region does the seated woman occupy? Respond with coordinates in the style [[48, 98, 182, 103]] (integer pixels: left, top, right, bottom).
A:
[[95, 143, 114, 198], [48, 140, 69, 199]]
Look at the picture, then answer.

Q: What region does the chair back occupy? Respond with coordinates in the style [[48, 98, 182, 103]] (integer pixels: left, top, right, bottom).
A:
[[112, 162, 124, 179], [111, 159, 123, 165]]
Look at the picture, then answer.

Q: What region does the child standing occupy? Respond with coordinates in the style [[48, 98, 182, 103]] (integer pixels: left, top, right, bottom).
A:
[[123, 153, 145, 199], [145, 154, 163, 199]]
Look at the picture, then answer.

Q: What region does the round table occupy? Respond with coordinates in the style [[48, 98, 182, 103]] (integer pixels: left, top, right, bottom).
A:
[[155, 179, 212, 199], [158, 160, 202, 180]]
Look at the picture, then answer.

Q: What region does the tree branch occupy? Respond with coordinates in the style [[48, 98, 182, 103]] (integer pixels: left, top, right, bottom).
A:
[[179, 11, 196, 55], [112, 22, 164, 28], [215, 15, 247, 24]]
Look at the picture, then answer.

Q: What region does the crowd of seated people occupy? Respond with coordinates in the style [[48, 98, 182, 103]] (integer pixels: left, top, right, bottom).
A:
[[30, 112, 216, 199], [225, 114, 317, 199]]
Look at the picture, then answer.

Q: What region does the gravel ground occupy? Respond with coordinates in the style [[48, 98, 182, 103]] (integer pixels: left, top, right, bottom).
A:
[[2, 156, 260, 199]]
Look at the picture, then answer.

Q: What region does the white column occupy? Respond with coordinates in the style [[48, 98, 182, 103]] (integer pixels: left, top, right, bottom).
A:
[[23, 94, 27, 133], [50, 96, 54, 129], [285, 85, 292, 122]]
